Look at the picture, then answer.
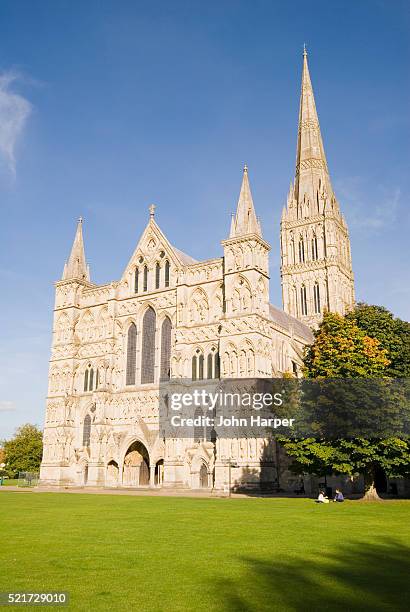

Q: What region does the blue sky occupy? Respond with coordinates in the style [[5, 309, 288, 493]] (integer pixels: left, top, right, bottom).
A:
[[0, 0, 409, 438]]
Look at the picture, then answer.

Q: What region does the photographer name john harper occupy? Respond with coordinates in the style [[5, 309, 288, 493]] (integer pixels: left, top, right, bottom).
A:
[[170, 415, 295, 428]]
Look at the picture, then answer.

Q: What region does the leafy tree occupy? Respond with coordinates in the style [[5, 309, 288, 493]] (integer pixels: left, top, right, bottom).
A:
[[281, 311, 410, 500], [346, 303, 410, 378], [3, 424, 43, 477], [304, 312, 390, 378]]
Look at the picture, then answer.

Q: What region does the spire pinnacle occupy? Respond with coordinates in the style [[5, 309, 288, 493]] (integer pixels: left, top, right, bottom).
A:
[[62, 218, 89, 281], [149, 204, 156, 219], [229, 166, 262, 238], [294, 48, 333, 205]]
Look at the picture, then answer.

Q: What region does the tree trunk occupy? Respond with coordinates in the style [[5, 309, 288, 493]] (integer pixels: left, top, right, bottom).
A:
[[361, 468, 382, 501]]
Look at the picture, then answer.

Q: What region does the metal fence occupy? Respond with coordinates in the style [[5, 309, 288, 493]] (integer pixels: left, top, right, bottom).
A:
[[18, 472, 39, 487]]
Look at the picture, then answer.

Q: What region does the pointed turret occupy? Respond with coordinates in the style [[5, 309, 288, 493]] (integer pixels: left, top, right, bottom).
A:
[[295, 46, 332, 206], [62, 218, 90, 281], [229, 165, 262, 238]]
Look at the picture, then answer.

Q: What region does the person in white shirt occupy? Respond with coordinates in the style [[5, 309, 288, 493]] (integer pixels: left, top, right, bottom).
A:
[[316, 490, 330, 503]]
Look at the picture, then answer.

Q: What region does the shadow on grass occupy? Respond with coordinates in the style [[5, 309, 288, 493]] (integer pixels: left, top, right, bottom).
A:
[[217, 539, 410, 611]]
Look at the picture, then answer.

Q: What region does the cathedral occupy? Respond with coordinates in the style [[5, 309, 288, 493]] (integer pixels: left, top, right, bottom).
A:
[[39, 50, 355, 491]]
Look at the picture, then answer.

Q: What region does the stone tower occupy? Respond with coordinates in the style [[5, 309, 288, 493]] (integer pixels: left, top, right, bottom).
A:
[[280, 48, 355, 327], [221, 166, 272, 377]]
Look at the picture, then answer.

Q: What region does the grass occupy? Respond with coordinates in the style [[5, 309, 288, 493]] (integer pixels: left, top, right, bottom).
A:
[[0, 493, 409, 611], [1, 478, 18, 486]]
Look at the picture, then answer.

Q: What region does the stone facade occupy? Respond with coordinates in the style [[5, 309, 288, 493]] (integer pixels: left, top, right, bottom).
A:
[[40, 51, 354, 492]]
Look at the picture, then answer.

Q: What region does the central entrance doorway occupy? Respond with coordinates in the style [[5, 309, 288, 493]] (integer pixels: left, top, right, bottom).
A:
[[123, 441, 150, 487]]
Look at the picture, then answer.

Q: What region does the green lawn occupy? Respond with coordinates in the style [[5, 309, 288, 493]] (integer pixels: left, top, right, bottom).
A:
[[0, 493, 409, 611], [1, 478, 18, 486]]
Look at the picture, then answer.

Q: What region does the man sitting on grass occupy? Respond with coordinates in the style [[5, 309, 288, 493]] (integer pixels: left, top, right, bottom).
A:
[[333, 488, 345, 502]]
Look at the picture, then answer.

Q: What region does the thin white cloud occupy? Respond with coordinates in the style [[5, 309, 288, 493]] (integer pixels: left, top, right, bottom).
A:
[[335, 177, 403, 232], [0, 71, 32, 176], [0, 401, 15, 412]]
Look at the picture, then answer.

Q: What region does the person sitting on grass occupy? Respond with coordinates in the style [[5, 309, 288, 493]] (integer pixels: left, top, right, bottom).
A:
[[333, 488, 344, 502], [316, 490, 329, 504]]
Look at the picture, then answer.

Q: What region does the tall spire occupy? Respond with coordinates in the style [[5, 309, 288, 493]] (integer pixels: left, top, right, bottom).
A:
[[229, 165, 261, 238], [295, 47, 332, 204], [62, 218, 90, 281]]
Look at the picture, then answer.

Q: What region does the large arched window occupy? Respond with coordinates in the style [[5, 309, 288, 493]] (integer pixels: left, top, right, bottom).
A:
[[313, 282, 321, 314], [143, 265, 148, 292], [126, 323, 137, 385], [83, 414, 91, 447], [155, 263, 160, 289], [300, 285, 308, 316], [160, 317, 172, 381], [141, 307, 156, 384], [164, 260, 170, 287]]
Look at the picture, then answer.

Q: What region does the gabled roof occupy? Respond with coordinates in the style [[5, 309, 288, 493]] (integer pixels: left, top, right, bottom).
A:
[[269, 303, 313, 343], [172, 246, 198, 265]]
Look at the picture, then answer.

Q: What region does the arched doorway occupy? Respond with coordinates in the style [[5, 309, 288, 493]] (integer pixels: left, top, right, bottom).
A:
[[123, 441, 150, 487], [106, 460, 119, 487], [155, 459, 164, 486], [199, 463, 209, 488]]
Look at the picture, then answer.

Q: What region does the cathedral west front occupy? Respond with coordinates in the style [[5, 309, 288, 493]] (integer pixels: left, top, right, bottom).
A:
[[39, 50, 355, 492]]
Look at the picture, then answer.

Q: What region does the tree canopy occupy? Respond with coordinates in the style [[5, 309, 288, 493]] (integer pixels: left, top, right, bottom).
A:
[[346, 303, 410, 378], [304, 311, 390, 378], [281, 309, 410, 499], [3, 424, 43, 476]]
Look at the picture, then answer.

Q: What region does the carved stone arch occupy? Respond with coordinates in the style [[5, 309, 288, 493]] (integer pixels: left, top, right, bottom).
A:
[[77, 309, 96, 342], [226, 342, 238, 378], [136, 300, 157, 322], [81, 309, 95, 325], [233, 275, 252, 313], [157, 308, 176, 327], [120, 430, 152, 466], [209, 283, 223, 319], [191, 449, 210, 473], [233, 244, 244, 269], [244, 243, 253, 267], [190, 287, 209, 324]]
